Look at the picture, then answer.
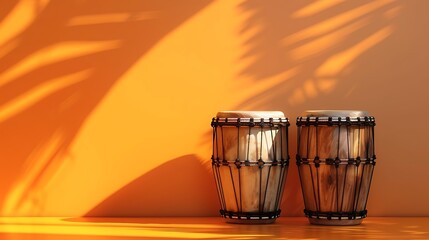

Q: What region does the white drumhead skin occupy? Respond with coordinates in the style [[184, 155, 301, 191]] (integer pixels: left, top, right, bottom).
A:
[[303, 110, 369, 117], [216, 111, 285, 118]]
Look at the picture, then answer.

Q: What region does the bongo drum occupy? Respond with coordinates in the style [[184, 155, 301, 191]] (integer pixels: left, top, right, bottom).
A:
[[211, 111, 289, 224], [296, 110, 376, 225]]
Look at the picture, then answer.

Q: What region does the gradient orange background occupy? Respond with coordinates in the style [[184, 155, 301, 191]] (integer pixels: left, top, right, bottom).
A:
[[0, 0, 427, 217]]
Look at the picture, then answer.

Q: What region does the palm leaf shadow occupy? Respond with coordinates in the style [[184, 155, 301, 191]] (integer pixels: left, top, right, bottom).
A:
[[0, 0, 212, 214], [233, 0, 401, 216], [237, 0, 400, 110]]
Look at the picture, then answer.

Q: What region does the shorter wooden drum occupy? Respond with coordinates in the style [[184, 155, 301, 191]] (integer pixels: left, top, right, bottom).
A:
[[211, 111, 289, 224], [296, 110, 376, 225]]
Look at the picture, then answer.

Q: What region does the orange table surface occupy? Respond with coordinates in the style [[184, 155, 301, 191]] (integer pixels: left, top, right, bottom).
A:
[[0, 217, 427, 239]]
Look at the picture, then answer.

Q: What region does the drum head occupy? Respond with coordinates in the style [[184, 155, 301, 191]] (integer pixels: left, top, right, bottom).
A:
[[216, 111, 285, 118], [303, 110, 369, 117]]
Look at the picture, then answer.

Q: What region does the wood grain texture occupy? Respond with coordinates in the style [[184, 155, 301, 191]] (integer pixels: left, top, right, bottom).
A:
[[297, 111, 374, 226], [212, 111, 288, 223]]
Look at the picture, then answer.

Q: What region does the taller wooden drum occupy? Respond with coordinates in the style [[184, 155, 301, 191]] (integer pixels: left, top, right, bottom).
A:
[[296, 110, 376, 225], [211, 111, 289, 224]]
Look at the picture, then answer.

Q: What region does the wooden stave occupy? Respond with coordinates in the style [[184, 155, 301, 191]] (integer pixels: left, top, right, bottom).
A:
[[212, 111, 288, 223], [297, 120, 375, 225]]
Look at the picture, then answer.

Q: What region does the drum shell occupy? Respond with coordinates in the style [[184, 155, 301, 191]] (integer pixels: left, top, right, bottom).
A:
[[212, 120, 289, 223], [297, 123, 375, 225]]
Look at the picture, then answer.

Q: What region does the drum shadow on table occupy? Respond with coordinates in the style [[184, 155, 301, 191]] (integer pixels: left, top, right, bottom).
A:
[[85, 154, 219, 217]]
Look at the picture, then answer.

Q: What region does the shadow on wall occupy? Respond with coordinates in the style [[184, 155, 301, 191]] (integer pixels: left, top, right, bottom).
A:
[[236, 0, 403, 216], [237, 0, 400, 109], [92, 0, 406, 217], [0, 1, 18, 24], [86, 155, 218, 217], [2, 0, 425, 218], [0, 0, 211, 214], [84, 0, 427, 217]]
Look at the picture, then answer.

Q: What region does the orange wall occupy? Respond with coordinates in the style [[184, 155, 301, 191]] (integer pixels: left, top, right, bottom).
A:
[[0, 0, 428, 216]]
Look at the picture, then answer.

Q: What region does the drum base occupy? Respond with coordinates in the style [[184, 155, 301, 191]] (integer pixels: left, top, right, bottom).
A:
[[308, 218, 363, 226], [225, 218, 277, 224]]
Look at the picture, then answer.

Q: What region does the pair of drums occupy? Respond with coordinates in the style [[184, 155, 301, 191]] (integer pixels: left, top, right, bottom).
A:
[[211, 110, 376, 225]]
